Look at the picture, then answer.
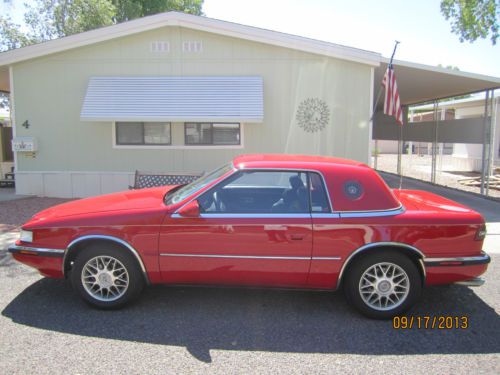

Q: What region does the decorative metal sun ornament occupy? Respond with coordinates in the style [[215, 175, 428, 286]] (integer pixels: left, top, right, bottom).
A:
[[296, 98, 330, 133]]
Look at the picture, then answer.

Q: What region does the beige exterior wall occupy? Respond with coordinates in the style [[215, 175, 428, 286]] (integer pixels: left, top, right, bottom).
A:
[[12, 26, 372, 197]]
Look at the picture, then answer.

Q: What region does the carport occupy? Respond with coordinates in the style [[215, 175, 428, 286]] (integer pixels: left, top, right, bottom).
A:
[[372, 58, 500, 195]]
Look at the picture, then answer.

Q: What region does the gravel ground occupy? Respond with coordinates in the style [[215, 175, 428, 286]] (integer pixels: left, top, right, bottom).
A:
[[0, 193, 499, 374], [0, 196, 73, 226], [0, 252, 498, 374], [376, 154, 500, 199]]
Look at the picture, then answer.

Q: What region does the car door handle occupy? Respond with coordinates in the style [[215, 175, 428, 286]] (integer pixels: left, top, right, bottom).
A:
[[290, 234, 305, 241]]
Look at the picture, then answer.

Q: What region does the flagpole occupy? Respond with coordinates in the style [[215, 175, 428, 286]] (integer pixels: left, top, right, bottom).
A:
[[371, 40, 400, 119], [399, 113, 404, 190], [371, 41, 400, 170], [387, 41, 404, 190]]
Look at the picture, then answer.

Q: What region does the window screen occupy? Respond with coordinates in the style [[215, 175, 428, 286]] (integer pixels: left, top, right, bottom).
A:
[[116, 122, 171, 145], [185, 123, 240, 145]]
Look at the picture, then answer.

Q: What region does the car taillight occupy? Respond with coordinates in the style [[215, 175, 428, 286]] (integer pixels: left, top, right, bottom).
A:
[[475, 224, 487, 241]]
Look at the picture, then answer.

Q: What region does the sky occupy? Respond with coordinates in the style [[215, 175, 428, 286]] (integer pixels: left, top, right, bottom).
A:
[[2, 0, 500, 77]]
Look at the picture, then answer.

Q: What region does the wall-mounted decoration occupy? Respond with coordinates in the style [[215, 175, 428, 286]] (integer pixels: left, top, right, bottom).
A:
[[296, 98, 330, 133]]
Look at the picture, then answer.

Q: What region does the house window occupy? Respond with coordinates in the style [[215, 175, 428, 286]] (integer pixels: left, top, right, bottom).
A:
[[116, 122, 171, 145], [185, 123, 240, 145]]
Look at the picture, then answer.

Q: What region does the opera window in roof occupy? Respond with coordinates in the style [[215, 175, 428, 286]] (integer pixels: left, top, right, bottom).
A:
[[116, 122, 171, 145], [185, 123, 241, 145]]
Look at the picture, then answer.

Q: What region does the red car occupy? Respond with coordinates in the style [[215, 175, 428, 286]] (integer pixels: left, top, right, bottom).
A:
[[9, 154, 490, 318]]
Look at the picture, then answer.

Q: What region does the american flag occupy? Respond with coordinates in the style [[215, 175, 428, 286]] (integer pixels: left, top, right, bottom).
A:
[[382, 65, 403, 125]]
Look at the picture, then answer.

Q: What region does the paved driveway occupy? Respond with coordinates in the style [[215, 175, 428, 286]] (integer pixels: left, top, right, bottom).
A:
[[0, 190, 499, 374]]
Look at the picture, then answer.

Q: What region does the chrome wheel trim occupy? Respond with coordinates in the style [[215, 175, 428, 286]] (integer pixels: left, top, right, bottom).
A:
[[359, 262, 410, 311], [81, 255, 129, 302]]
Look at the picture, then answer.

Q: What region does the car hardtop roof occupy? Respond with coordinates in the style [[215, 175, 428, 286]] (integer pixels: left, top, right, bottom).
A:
[[233, 154, 368, 170]]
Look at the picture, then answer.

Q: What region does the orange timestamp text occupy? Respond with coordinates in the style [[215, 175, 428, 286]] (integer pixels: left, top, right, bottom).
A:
[[393, 315, 469, 329]]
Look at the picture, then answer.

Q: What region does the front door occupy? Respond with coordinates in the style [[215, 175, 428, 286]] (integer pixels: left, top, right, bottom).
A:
[[159, 170, 313, 287]]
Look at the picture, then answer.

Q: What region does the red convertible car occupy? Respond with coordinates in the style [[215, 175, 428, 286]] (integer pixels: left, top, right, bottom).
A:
[[9, 154, 490, 318]]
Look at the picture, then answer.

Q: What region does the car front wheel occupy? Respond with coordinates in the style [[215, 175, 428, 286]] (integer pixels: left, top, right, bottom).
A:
[[70, 244, 144, 309], [343, 251, 422, 319]]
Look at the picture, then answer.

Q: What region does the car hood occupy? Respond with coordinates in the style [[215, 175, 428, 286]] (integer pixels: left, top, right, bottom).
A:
[[31, 186, 178, 221]]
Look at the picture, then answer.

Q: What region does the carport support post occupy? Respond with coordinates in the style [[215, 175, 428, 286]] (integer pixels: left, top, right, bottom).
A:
[[480, 90, 490, 195], [396, 106, 408, 179], [431, 101, 439, 184], [486, 90, 495, 196]]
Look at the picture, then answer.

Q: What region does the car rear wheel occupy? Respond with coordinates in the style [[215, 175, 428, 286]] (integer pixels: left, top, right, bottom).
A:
[[343, 251, 422, 319], [70, 244, 144, 309]]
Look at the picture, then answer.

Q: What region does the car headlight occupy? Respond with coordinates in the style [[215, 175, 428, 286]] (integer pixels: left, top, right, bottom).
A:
[[20, 230, 33, 243]]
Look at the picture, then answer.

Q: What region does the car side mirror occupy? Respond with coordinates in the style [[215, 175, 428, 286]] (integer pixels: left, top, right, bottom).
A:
[[177, 200, 201, 218]]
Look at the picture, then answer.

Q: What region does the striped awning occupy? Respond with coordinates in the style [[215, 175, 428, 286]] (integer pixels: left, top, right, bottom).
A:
[[80, 76, 263, 123]]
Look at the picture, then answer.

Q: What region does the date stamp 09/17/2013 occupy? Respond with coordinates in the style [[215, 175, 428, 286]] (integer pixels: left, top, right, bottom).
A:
[[392, 316, 469, 330]]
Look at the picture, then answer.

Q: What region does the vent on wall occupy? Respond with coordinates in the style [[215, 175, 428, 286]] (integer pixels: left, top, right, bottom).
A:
[[150, 41, 170, 53], [182, 41, 203, 53]]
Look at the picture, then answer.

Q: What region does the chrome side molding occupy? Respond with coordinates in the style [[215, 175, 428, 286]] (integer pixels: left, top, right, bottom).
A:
[[338, 206, 405, 218], [160, 253, 342, 261]]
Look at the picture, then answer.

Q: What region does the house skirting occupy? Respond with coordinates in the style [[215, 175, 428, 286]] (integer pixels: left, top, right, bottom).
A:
[[15, 171, 135, 198]]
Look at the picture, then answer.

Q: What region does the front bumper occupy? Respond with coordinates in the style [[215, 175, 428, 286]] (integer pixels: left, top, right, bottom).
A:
[[8, 244, 65, 258], [8, 245, 65, 278]]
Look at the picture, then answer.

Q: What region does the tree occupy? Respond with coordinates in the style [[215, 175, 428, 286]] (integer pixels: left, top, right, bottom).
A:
[[113, 0, 204, 22], [0, 0, 204, 52], [0, 17, 37, 50], [22, 0, 116, 41], [441, 0, 499, 45]]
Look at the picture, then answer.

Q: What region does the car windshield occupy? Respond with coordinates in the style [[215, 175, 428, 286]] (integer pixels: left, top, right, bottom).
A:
[[164, 163, 234, 205]]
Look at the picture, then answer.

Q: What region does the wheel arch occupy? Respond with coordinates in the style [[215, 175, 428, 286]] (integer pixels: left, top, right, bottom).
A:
[[336, 242, 426, 289], [63, 235, 150, 284]]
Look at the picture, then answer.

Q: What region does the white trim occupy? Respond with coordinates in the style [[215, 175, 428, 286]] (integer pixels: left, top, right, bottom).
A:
[[14, 170, 135, 197], [111, 121, 245, 150], [8, 66, 17, 177], [14, 170, 136, 176], [0, 12, 381, 68], [382, 58, 500, 84]]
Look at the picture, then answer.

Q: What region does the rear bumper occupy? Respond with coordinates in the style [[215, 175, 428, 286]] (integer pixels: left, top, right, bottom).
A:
[[424, 251, 490, 286], [454, 277, 485, 287], [424, 252, 491, 267]]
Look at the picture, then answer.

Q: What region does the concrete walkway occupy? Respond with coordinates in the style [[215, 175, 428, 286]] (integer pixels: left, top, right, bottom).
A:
[[0, 188, 28, 202], [380, 171, 500, 253]]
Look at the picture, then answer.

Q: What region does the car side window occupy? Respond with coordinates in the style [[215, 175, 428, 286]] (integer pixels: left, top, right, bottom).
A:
[[309, 172, 331, 212], [198, 170, 310, 214]]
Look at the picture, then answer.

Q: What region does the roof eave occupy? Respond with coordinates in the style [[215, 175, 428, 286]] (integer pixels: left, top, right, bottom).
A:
[[0, 12, 381, 67]]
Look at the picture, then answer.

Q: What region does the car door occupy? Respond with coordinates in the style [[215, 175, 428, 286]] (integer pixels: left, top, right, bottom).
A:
[[158, 169, 313, 287]]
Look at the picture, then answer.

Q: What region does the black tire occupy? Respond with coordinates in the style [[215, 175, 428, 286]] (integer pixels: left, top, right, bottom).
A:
[[70, 243, 145, 309], [343, 251, 422, 319]]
